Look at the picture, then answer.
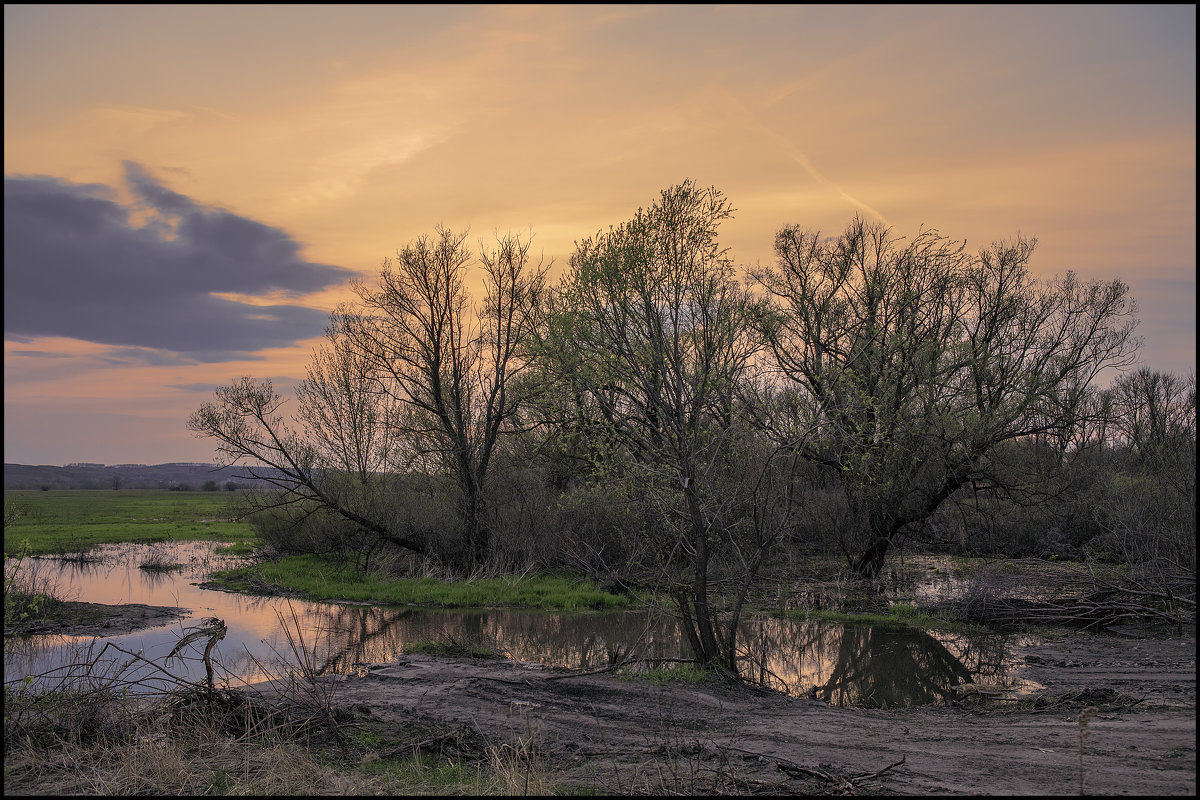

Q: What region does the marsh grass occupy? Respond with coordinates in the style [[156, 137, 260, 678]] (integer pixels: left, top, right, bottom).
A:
[[634, 661, 712, 685], [485, 713, 552, 796], [4, 541, 73, 635], [138, 545, 185, 574], [782, 601, 986, 636], [1077, 705, 1096, 795], [4, 707, 545, 795], [358, 750, 497, 793]]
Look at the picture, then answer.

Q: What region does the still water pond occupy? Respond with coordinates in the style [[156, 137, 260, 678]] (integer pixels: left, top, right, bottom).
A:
[[5, 542, 1040, 707]]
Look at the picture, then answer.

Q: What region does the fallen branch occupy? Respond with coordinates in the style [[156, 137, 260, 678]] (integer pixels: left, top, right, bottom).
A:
[[775, 753, 906, 788], [723, 744, 906, 792]]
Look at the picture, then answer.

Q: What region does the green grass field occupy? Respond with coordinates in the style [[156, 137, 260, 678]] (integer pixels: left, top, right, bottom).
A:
[[212, 554, 638, 611], [3, 489, 256, 556]]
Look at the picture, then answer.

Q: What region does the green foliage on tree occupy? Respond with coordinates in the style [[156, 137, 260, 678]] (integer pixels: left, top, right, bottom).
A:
[[532, 181, 771, 670], [753, 216, 1141, 576]]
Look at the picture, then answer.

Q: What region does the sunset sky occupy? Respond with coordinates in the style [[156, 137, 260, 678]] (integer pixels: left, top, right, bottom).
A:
[[4, 4, 1196, 467]]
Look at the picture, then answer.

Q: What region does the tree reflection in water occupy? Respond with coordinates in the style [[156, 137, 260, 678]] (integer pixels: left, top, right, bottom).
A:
[[305, 606, 688, 676], [813, 626, 973, 707], [248, 604, 1014, 711], [736, 617, 1014, 707], [11, 544, 1024, 707]]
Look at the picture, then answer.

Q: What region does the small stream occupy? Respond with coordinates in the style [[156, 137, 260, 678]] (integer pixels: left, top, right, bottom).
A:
[[4, 541, 1041, 707]]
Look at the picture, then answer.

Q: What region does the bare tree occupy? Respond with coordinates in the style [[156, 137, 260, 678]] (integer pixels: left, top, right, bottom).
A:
[[1112, 368, 1196, 474], [188, 376, 430, 559], [1097, 368, 1196, 607], [754, 216, 1140, 578], [190, 227, 549, 571], [296, 324, 401, 483]]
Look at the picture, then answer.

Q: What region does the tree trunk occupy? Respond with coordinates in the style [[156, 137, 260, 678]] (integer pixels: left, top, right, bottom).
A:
[[461, 480, 489, 571], [683, 480, 727, 669], [853, 536, 891, 580]]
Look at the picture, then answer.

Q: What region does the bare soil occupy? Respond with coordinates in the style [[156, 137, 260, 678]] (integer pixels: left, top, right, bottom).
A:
[[328, 629, 1195, 795]]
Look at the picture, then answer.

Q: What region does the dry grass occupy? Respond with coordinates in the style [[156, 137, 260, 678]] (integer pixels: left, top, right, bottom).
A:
[[4, 706, 562, 796], [4, 719, 372, 795], [480, 710, 552, 796]]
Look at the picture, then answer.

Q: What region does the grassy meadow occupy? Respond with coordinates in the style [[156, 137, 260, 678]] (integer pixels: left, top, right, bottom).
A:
[[3, 489, 256, 557]]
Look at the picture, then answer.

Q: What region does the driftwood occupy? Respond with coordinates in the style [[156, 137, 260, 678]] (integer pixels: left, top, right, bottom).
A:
[[166, 616, 227, 692], [951, 593, 1186, 629], [941, 566, 1195, 631]]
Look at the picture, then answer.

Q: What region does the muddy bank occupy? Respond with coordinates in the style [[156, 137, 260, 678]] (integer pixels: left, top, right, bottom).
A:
[[6, 601, 189, 638], [323, 630, 1195, 795]]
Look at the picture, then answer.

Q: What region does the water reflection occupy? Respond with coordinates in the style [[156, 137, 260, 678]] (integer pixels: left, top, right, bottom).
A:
[[737, 616, 1024, 707], [4, 543, 1038, 706]]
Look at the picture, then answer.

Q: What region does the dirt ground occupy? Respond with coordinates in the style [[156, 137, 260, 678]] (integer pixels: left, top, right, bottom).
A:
[[325, 629, 1196, 795], [15, 601, 1197, 795]]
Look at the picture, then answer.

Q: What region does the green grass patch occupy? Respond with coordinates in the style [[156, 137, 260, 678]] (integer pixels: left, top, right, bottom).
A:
[[356, 751, 480, 791], [634, 661, 711, 685], [404, 638, 498, 659], [784, 603, 982, 634], [210, 554, 638, 611], [349, 728, 386, 748], [212, 540, 258, 556], [3, 490, 257, 556]]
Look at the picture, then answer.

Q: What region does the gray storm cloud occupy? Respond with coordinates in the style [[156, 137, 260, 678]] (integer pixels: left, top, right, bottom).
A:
[[3, 163, 355, 361]]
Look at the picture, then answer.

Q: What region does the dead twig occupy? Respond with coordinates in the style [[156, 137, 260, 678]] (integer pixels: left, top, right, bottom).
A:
[[166, 616, 227, 693]]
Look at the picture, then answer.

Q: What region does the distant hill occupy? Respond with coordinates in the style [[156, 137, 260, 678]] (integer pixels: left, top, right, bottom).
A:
[[3, 462, 274, 491]]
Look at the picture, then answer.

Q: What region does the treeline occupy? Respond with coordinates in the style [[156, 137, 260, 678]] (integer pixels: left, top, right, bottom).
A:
[[190, 181, 1196, 670], [2, 462, 264, 491]]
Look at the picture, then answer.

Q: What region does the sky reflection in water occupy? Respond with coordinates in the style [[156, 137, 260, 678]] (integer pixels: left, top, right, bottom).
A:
[[4, 542, 1039, 707]]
